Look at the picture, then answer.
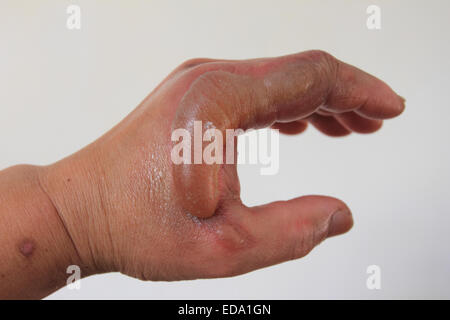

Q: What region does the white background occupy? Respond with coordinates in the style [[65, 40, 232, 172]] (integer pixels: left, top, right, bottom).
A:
[[1, 0, 449, 299]]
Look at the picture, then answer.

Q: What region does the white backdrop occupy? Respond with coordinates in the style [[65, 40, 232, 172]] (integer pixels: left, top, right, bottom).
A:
[[1, 0, 449, 299]]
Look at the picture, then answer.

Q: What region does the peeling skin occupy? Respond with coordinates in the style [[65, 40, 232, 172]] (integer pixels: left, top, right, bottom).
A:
[[18, 239, 35, 258], [172, 55, 332, 218]]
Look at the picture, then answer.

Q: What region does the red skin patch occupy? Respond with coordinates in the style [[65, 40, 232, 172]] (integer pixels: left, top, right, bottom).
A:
[[19, 239, 35, 258]]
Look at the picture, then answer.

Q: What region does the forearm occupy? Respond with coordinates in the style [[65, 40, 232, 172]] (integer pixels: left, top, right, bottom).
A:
[[0, 164, 83, 299]]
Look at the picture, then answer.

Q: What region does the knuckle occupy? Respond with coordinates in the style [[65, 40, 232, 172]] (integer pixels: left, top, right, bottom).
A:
[[180, 70, 238, 126], [289, 232, 309, 260], [304, 50, 336, 67], [297, 50, 339, 97], [288, 220, 318, 260]]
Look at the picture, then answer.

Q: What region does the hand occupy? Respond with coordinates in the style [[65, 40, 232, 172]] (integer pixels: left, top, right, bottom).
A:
[[38, 50, 404, 283]]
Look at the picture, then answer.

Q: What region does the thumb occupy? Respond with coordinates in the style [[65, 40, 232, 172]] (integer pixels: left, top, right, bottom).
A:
[[216, 195, 353, 275]]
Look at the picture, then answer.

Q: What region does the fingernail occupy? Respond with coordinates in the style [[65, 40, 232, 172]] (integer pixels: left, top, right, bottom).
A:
[[396, 95, 406, 115], [328, 209, 353, 238]]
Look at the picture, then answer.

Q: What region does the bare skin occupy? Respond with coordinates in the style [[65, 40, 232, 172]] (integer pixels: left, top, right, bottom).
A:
[[0, 50, 404, 299]]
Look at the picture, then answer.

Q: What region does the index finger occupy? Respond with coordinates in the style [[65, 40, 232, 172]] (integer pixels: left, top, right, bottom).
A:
[[172, 50, 405, 218], [174, 50, 404, 133]]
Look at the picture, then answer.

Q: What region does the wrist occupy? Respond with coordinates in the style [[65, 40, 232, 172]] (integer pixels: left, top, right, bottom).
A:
[[0, 164, 84, 298], [38, 145, 116, 276]]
